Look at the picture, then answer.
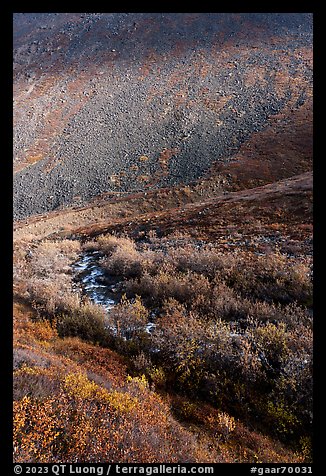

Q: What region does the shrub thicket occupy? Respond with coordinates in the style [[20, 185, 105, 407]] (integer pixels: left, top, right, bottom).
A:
[[15, 232, 313, 456], [86, 234, 313, 442]]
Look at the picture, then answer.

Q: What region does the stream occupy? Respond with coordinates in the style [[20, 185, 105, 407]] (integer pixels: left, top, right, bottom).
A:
[[72, 251, 118, 312], [72, 251, 156, 334]]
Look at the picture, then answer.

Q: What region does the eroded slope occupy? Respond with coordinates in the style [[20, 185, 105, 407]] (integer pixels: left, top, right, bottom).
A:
[[13, 13, 313, 220]]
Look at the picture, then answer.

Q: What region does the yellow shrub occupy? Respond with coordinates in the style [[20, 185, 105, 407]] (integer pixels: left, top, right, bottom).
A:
[[100, 390, 138, 413], [216, 411, 236, 438], [206, 411, 236, 441], [149, 367, 166, 388], [14, 364, 40, 377], [297, 436, 312, 463], [64, 372, 98, 399], [63, 372, 138, 413], [127, 374, 149, 390]]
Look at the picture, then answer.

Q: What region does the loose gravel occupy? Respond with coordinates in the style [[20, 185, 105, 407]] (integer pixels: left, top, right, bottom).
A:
[[13, 13, 313, 220]]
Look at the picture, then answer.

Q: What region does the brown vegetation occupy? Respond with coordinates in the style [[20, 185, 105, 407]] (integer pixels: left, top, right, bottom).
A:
[[13, 217, 312, 463], [13, 162, 312, 464], [13, 13, 312, 464]]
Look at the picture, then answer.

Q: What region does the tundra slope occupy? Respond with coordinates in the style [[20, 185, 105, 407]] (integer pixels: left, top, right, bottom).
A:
[[13, 13, 312, 220]]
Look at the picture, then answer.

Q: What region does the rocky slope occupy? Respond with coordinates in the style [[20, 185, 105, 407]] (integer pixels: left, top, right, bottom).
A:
[[13, 13, 313, 220]]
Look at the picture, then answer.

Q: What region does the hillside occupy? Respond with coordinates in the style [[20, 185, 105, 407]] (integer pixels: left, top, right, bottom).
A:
[[13, 13, 313, 465], [13, 13, 312, 220]]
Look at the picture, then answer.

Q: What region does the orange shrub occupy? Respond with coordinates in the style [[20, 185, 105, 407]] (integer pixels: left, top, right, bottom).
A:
[[14, 372, 222, 463]]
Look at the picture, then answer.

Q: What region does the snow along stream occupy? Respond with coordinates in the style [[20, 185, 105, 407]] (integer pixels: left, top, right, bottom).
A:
[[72, 251, 117, 312], [72, 251, 156, 334]]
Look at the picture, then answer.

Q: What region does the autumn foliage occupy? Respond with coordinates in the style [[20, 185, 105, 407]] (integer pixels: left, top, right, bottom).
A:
[[13, 232, 313, 463]]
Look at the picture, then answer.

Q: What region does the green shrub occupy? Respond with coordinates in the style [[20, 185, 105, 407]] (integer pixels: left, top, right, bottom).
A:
[[265, 400, 300, 437], [225, 251, 312, 305], [57, 302, 108, 345], [251, 322, 289, 372]]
